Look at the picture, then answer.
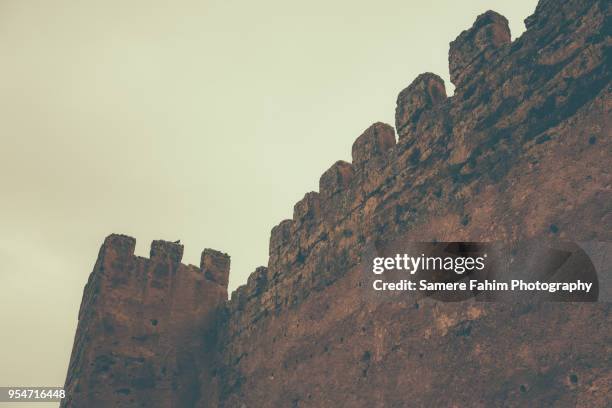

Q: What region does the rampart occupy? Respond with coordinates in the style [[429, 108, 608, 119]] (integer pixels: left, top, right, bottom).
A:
[[63, 0, 611, 406]]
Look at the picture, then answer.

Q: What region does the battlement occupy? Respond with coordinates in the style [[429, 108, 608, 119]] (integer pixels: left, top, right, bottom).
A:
[[63, 234, 231, 407], [449, 10, 511, 88], [239, 0, 610, 326], [319, 160, 355, 198], [262, 8, 518, 273], [64, 0, 611, 405], [150, 239, 184, 262], [219, 1, 610, 405], [101, 233, 136, 257], [395, 73, 447, 141], [201, 248, 231, 287], [351, 122, 396, 167], [293, 192, 321, 224], [100, 233, 230, 288]]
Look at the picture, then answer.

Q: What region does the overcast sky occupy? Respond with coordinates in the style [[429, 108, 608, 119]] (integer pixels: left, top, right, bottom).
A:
[[0, 0, 537, 398]]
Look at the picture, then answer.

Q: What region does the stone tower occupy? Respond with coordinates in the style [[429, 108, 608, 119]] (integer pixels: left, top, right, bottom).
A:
[[61, 235, 229, 407]]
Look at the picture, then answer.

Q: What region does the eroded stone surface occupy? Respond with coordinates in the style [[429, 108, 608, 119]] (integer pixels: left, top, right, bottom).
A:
[[219, 0, 610, 406], [351, 122, 396, 167], [395, 73, 447, 140], [61, 236, 228, 407], [449, 10, 511, 88]]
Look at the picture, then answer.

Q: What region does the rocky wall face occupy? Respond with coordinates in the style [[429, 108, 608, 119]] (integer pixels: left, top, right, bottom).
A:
[[218, 0, 611, 406], [62, 236, 229, 407]]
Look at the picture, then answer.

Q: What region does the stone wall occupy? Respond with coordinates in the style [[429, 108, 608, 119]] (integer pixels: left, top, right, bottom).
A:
[[62, 235, 229, 407], [218, 0, 610, 406], [63, 0, 611, 406]]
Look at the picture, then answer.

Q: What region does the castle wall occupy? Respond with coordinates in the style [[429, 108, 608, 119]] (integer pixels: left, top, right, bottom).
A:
[[62, 0, 611, 406], [218, 0, 611, 406], [62, 235, 229, 407]]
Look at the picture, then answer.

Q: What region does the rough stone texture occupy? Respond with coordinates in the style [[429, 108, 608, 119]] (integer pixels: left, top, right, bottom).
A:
[[395, 73, 447, 140], [319, 160, 355, 198], [351, 122, 396, 167], [201, 249, 231, 287], [449, 11, 511, 88], [219, 0, 611, 406], [63, 0, 611, 406], [61, 235, 228, 407], [150, 240, 184, 263]]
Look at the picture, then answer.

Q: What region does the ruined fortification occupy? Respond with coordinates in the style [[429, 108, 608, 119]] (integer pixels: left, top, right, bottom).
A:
[[63, 0, 611, 406], [62, 236, 230, 406]]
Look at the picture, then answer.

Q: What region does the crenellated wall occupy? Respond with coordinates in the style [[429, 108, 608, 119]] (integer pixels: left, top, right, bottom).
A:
[[226, 0, 609, 330], [63, 0, 611, 406], [62, 235, 229, 407], [218, 0, 610, 406]]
